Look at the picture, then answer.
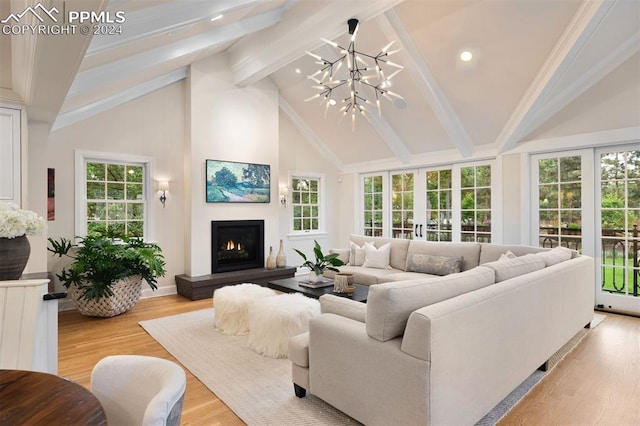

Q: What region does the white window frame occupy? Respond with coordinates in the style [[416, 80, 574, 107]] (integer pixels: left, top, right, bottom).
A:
[[288, 171, 326, 238], [74, 150, 154, 240]]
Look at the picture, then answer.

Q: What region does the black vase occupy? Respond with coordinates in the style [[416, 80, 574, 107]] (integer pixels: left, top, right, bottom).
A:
[[0, 235, 31, 280]]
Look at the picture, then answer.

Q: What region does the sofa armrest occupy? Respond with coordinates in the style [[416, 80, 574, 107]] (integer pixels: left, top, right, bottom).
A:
[[319, 294, 366, 322], [309, 313, 429, 425]]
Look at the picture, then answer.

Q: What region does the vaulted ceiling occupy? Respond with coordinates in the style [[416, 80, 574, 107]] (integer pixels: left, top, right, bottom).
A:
[[2, 0, 639, 172]]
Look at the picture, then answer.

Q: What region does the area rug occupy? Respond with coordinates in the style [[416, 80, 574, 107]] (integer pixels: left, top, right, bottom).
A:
[[139, 309, 605, 426]]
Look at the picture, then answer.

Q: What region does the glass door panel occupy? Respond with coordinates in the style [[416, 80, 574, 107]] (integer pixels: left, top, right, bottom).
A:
[[460, 165, 491, 242], [362, 175, 384, 237], [425, 169, 452, 241], [598, 149, 640, 311], [391, 171, 414, 239], [537, 156, 583, 251]]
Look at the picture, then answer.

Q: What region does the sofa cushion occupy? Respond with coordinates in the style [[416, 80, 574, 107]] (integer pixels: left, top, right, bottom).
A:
[[407, 240, 480, 271], [405, 253, 463, 276], [366, 266, 496, 342], [479, 243, 548, 264], [363, 242, 392, 269], [350, 235, 410, 270], [482, 254, 546, 282], [536, 246, 573, 267], [325, 265, 400, 286], [377, 271, 440, 283]]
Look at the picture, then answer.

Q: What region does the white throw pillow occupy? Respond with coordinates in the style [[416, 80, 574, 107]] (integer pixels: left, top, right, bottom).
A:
[[499, 250, 517, 261], [349, 241, 369, 266], [362, 242, 391, 269], [536, 246, 573, 267]]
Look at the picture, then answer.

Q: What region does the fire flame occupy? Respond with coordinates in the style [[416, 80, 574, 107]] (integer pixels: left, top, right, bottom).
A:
[[225, 241, 242, 251]]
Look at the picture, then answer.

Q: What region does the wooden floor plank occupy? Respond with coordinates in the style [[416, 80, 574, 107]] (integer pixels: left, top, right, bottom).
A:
[[58, 295, 640, 425]]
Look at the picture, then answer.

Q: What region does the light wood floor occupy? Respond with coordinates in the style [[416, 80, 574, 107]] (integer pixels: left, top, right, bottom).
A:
[[58, 295, 640, 425]]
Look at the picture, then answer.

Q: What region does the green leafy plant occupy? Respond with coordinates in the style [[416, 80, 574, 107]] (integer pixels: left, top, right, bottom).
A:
[[48, 233, 166, 301], [293, 240, 344, 275]]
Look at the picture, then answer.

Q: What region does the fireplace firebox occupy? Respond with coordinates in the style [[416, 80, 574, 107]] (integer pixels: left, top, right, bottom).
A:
[[211, 220, 264, 273]]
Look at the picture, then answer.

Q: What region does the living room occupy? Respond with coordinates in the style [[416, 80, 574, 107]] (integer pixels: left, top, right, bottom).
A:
[[1, 0, 639, 424]]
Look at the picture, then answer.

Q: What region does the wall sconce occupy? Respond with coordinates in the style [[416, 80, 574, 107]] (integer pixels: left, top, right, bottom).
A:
[[279, 185, 288, 208], [158, 180, 169, 207]]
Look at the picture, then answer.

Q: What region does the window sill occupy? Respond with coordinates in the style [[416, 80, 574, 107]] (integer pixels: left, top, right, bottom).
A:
[[286, 232, 328, 241]]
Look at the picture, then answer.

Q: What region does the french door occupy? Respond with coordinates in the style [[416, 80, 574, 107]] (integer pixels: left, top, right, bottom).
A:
[[360, 160, 495, 242], [595, 146, 640, 314], [531, 146, 640, 315]]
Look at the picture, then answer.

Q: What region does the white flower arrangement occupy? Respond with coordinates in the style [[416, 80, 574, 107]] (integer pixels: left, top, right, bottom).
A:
[[0, 201, 46, 239]]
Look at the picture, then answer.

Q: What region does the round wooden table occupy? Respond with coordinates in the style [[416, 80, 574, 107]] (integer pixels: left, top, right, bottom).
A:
[[0, 369, 107, 425]]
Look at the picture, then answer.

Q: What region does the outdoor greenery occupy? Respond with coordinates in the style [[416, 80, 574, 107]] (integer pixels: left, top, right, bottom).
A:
[[48, 233, 166, 301], [86, 162, 144, 237]]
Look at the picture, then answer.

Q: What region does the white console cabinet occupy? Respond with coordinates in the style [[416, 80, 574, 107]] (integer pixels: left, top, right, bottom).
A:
[[0, 278, 58, 373]]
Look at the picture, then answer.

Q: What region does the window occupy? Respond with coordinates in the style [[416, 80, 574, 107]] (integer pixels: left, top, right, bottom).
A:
[[537, 156, 582, 250], [291, 175, 322, 233], [362, 174, 384, 237], [76, 151, 151, 239], [460, 165, 491, 242], [425, 169, 452, 241]]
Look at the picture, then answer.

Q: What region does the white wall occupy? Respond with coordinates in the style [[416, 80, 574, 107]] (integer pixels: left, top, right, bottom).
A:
[[44, 82, 186, 297], [186, 54, 280, 276], [278, 111, 345, 264]]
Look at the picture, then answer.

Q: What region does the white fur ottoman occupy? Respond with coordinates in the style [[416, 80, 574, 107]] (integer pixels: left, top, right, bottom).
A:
[[213, 283, 277, 335], [248, 293, 320, 358]]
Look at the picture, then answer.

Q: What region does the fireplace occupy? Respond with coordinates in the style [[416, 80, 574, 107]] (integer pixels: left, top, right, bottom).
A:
[[211, 220, 264, 273]]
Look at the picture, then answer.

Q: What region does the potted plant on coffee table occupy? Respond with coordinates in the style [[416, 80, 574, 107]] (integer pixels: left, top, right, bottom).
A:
[[48, 232, 166, 317], [294, 240, 344, 283]]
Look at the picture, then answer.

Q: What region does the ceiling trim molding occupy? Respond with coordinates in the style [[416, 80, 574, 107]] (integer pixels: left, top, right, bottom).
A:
[[377, 9, 474, 158], [524, 32, 640, 136], [496, 0, 615, 153], [341, 145, 498, 175], [279, 95, 345, 171], [229, 0, 404, 87], [508, 126, 640, 155], [366, 113, 411, 164], [52, 68, 187, 131]]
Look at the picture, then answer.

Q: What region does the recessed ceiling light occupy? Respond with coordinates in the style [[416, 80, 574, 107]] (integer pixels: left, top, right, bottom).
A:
[[210, 14, 223, 22], [460, 50, 473, 62], [295, 68, 301, 74]]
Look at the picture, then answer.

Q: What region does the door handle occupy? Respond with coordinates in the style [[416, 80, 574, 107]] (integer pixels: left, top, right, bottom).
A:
[[415, 224, 419, 238], [419, 224, 423, 238]]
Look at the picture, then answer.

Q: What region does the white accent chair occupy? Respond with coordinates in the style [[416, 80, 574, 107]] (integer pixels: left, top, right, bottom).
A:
[[91, 355, 186, 426]]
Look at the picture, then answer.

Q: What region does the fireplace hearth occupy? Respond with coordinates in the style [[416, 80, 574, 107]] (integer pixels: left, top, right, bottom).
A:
[[211, 220, 264, 273]]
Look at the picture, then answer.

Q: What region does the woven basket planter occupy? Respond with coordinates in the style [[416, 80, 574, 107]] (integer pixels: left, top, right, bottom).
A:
[[69, 275, 143, 317]]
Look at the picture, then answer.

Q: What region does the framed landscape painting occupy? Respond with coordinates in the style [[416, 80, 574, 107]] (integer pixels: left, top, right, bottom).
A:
[[206, 159, 270, 203]]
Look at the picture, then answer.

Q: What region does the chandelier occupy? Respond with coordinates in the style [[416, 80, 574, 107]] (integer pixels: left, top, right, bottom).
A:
[[305, 18, 404, 130]]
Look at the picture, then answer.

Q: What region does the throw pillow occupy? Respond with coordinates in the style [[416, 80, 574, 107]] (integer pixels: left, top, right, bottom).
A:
[[349, 241, 369, 266], [536, 246, 573, 267], [499, 250, 517, 261], [329, 248, 350, 265], [362, 242, 391, 269], [483, 254, 546, 282], [405, 253, 463, 276]]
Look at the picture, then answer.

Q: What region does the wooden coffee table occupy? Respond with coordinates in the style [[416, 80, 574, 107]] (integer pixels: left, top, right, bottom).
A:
[[267, 277, 369, 302]]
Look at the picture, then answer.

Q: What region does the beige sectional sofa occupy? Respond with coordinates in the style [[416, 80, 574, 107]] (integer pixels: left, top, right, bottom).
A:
[[290, 236, 595, 425], [325, 234, 551, 285]]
